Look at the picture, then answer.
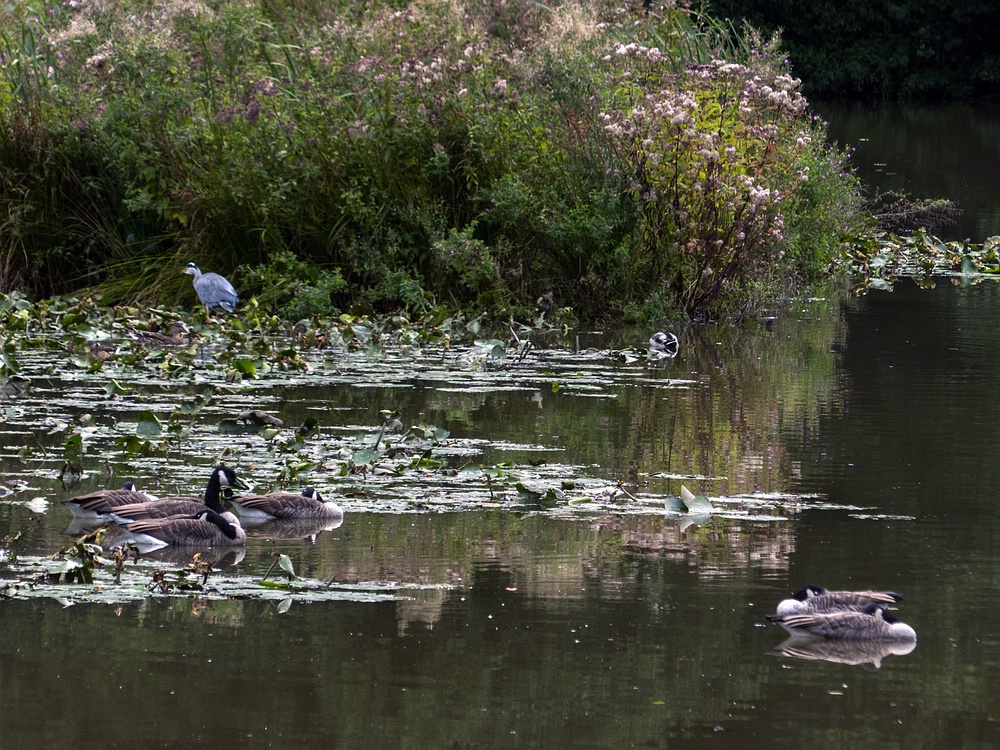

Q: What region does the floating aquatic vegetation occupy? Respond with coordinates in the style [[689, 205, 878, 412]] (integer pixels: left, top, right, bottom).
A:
[[0, 550, 443, 606], [0, 292, 843, 575]]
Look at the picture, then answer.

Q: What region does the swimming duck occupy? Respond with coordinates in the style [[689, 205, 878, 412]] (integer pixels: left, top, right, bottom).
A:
[[111, 509, 246, 551], [229, 486, 344, 523], [61, 482, 158, 521], [775, 584, 903, 616], [767, 602, 916, 641], [102, 466, 247, 524]]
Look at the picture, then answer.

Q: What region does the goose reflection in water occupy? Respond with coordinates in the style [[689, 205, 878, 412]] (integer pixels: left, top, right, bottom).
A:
[[770, 636, 916, 670], [242, 515, 344, 543], [136, 544, 247, 568]]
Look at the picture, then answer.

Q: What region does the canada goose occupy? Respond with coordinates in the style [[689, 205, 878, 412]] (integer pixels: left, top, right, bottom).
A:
[[184, 262, 239, 312], [775, 585, 903, 616], [111, 509, 246, 551], [61, 482, 158, 521], [767, 602, 916, 641], [102, 466, 247, 524], [229, 486, 344, 523]]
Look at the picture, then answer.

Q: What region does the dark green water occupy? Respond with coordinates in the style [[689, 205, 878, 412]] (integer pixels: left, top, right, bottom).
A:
[[3, 281, 1000, 747], [816, 100, 1000, 242]]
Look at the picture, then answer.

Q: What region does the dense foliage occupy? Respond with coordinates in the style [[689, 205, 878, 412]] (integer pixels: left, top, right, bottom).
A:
[[0, 0, 865, 322], [707, 0, 1000, 101]]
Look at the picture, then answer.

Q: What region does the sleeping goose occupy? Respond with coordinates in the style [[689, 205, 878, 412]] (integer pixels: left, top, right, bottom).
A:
[[102, 465, 246, 524], [767, 602, 916, 641], [61, 482, 158, 521], [775, 585, 903, 616], [229, 486, 343, 523], [111, 509, 246, 551]]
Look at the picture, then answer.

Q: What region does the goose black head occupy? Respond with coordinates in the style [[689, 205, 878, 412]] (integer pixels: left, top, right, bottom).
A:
[[302, 487, 323, 502], [863, 602, 895, 621], [206, 466, 249, 500], [793, 585, 828, 601]]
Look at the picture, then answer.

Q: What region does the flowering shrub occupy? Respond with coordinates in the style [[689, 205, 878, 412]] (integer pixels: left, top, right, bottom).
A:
[[600, 37, 816, 317]]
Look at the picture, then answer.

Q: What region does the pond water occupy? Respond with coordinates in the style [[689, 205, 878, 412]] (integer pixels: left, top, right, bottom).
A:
[[2, 278, 1000, 747], [816, 100, 1000, 243]]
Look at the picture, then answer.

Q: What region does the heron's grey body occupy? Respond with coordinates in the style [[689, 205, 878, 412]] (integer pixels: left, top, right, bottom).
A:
[[184, 262, 239, 312]]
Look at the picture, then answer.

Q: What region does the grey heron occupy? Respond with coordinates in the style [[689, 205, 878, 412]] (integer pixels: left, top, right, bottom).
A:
[[184, 262, 239, 312]]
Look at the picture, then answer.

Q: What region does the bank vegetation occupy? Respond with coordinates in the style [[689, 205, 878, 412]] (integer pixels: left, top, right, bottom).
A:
[[0, 0, 868, 324]]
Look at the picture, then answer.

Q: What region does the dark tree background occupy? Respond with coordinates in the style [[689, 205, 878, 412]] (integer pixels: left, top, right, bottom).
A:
[[706, 0, 1000, 100]]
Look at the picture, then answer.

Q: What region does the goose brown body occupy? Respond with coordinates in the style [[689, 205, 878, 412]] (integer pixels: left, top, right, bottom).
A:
[[230, 487, 343, 522], [115, 509, 246, 549], [775, 585, 903, 616], [103, 466, 246, 524], [767, 603, 916, 641], [62, 484, 157, 520]]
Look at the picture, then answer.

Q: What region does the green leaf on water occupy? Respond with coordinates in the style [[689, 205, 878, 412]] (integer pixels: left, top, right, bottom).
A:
[[258, 580, 292, 590], [680, 484, 715, 514], [515, 482, 542, 502], [176, 392, 213, 415], [278, 554, 297, 579], [231, 358, 258, 379], [47, 559, 82, 574], [0, 339, 20, 374], [136, 410, 162, 437], [352, 448, 383, 466], [104, 379, 129, 396]]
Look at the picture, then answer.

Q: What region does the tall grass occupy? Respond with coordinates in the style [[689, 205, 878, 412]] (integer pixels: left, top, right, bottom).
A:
[[0, 0, 867, 321]]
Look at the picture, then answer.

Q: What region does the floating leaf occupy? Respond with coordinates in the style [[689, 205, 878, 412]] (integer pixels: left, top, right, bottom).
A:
[[352, 448, 383, 466], [516, 482, 542, 502], [230, 358, 258, 379], [664, 496, 686, 513], [278, 554, 297, 579], [680, 485, 715, 514], [104, 379, 129, 396], [136, 410, 162, 437]]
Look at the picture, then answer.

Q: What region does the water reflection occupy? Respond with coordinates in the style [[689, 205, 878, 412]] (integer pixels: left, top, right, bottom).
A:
[[7, 284, 1000, 746], [816, 100, 1000, 241], [242, 515, 344, 541], [770, 636, 917, 669]]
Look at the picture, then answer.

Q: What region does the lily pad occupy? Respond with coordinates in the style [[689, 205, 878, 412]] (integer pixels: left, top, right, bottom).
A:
[[680, 485, 715, 514]]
